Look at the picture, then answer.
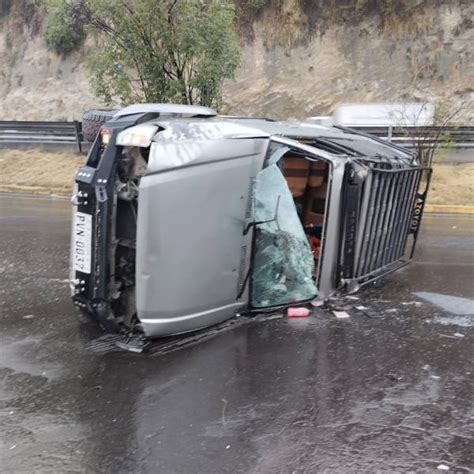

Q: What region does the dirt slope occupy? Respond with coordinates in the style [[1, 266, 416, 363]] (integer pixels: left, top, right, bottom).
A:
[[224, 0, 474, 119], [0, 0, 473, 120]]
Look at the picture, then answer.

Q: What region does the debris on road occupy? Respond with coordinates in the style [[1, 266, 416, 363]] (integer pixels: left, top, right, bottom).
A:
[[439, 333, 464, 339], [401, 301, 423, 307], [115, 335, 150, 353], [288, 307, 310, 318], [333, 311, 350, 319], [386, 373, 403, 382], [362, 310, 386, 319], [437, 464, 450, 471]]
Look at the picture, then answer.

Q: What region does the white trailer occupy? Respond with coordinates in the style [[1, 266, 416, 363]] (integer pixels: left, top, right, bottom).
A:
[[333, 103, 435, 127]]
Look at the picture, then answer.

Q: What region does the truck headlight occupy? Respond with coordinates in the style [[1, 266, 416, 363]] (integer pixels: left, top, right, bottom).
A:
[[116, 124, 158, 148], [100, 127, 112, 146]]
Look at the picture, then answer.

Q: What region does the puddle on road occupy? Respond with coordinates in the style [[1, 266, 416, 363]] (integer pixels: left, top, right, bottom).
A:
[[432, 315, 474, 328], [414, 292, 474, 315], [414, 292, 474, 327]]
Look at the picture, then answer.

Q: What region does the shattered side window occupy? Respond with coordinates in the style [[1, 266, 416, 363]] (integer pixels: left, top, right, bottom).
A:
[[251, 163, 317, 308]]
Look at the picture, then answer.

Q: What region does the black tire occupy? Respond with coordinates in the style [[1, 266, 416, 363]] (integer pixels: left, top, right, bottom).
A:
[[82, 109, 117, 142]]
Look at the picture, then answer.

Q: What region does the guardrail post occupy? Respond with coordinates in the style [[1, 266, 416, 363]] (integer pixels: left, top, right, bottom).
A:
[[73, 120, 83, 154]]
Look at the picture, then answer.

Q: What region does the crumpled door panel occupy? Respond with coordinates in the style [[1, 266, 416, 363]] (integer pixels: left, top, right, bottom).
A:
[[136, 137, 269, 337]]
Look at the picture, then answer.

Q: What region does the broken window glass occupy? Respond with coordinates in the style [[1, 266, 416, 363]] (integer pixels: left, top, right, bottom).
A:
[[251, 163, 317, 308]]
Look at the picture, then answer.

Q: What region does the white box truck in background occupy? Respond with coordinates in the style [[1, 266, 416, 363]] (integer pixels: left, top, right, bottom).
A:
[[333, 103, 435, 127]]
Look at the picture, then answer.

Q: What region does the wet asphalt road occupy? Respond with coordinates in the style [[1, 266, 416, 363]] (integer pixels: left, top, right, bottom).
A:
[[1, 195, 473, 473]]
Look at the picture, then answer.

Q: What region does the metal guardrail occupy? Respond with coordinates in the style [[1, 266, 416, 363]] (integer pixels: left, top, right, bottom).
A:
[[0, 121, 473, 153], [349, 126, 474, 149], [0, 121, 84, 153]]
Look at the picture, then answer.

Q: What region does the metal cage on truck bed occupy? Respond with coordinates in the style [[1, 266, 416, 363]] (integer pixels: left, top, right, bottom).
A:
[[339, 161, 432, 292]]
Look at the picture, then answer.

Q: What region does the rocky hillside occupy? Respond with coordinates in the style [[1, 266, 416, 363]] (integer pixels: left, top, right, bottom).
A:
[[1, 0, 473, 121]]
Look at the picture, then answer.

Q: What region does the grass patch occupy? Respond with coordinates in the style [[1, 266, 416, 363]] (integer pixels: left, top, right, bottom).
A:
[[428, 163, 474, 206], [0, 149, 85, 196]]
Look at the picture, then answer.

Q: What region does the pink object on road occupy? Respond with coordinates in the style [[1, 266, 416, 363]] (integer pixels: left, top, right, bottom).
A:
[[287, 307, 310, 317]]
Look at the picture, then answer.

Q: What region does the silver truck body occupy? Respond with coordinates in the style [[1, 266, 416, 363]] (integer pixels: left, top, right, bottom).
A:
[[70, 106, 430, 338]]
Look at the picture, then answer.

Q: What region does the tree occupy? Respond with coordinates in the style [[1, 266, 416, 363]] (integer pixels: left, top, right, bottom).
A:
[[44, 0, 86, 54], [393, 100, 466, 168], [67, 0, 241, 109]]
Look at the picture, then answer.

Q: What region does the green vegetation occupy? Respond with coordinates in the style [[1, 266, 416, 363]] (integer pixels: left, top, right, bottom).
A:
[[46, 0, 241, 109], [43, 0, 85, 54]]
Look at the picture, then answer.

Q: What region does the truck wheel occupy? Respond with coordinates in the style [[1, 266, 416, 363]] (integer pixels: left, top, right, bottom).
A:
[[82, 109, 117, 142]]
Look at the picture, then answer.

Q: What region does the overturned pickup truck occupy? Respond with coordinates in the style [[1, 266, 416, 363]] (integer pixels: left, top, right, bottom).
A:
[[71, 104, 431, 338]]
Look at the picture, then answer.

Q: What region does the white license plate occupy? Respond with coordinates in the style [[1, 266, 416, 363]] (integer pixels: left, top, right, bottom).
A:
[[73, 211, 92, 274]]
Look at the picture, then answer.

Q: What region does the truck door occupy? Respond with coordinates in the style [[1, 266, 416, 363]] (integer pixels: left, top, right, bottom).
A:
[[135, 132, 269, 337]]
